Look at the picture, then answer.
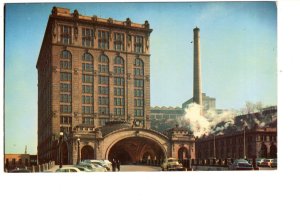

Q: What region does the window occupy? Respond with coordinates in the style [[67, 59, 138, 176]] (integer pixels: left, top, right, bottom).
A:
[[134, 35, 143, 53], [134, 89, 144, 97], [134, 99, 144, 107], [60, 94, 72, 103], [82, 85, 93, 93], [134, 58, 144, 76], [114, 77, 124, 86], [99, 54, 109, 73], [82, 28, 94, 47], [98, 30, 109, 49], [99, 76, 109, 84], [99, 107, 109, 115], [60, 105, 72, 113], [60, 72, 72, 81], [60, 116, 72, 124], [82, 96, 93, 104], [99, 96, 109, 105], [114, 88, 124, 96], [83, 53, 93, 62], [134, 79, 144, 87], [82, 106, 94, 114], [60, 25, 72, 45], [100, 118, 109, 126], [114, 98, 124, 106], [98, 86, 109, 95], [114, 66, 124, 75], [83, 117, 94, 125], [114, 56, 124, 65], [60, 50, 72, 70], [114, 32, 124, 51], [114, 108, 124, 116], [82, 74, 93, 83], [60, 83, 71, 92]]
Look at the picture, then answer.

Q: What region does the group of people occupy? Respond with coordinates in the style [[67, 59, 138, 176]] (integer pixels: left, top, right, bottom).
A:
[[111, 158, 120, 172]]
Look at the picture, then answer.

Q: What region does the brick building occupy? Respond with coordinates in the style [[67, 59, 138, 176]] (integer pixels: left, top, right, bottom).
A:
[[37, 7, 152, 163]]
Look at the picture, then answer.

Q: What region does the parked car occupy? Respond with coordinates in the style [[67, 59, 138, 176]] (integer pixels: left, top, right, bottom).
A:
[[229, 159, 253, 170], [73, 165, 93, 172], [161, 158, 185, 171], [82, 159, 109, 171], [55, 166, 81, 172], [267, 158, 277, 168], [9, 168, 31, 173], [256, 158, 267, 166], [260, 159, 273, 167], [77, 162, 107, 172]]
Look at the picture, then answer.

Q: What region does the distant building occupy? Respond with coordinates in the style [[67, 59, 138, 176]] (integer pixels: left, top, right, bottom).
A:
[[4, 154, 31, 170], [182, 93, 216, 112]]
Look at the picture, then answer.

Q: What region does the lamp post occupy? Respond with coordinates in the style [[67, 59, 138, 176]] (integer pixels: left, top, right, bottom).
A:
[[243, 127, 246, 159], [77, 138, 80, 165], [213, 133, 216, 165], [59, 132, 64, 168]]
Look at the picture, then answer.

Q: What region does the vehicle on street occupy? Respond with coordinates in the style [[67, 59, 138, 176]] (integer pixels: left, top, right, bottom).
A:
[[82, 159, 109, 171], [228, 159, 253, 170], [73, 165, 93, 172], [161, 158, 185, 171], [9, 168, 31, 173], [260, 159, 274, 167], [77, 162, 107, 172], [267, 158, 277, 168], [55, 166, 81, 172], [256, 158, 267, 166]]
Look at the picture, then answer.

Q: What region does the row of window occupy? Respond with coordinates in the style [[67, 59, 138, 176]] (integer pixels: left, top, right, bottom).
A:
[[60, 25, 144, 53]]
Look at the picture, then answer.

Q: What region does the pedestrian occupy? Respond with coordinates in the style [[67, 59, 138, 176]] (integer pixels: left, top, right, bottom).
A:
[[116, 160, 120, 171], [112, 158, 116, 172]]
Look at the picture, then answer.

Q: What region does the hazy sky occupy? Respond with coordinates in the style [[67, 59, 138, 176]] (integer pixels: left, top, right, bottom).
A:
[[4, 2, 277, 154]]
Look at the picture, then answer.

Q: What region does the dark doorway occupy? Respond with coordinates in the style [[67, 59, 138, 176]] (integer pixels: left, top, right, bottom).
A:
[[81, 145, 94, 160]]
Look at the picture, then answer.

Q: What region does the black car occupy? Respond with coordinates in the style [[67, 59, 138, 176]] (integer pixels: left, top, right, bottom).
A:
[[229, 159, 253, 170]]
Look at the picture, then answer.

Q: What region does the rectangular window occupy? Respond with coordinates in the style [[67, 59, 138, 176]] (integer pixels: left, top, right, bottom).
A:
[[98, 30, 109, 49], [134, 68, 144, 76], [99, 107, 109, 115], [114, 108, 124, 116], [134, 99, 144, 107], [60, 105, 72, 113], [60, 60, 71, 70], [82, 63, 94, 71], [60, 83, 71, 92], [114, 32, 124, 51], [134, 109, 144, 117], [114, 66, 124, 75], [99, 65, 109, 73], [60, 116, 72, 124], [114, 98, 124, 106], [82, 74, 94, 83], [114, 88, 124, 96], [82, 28, 94, 47], [82, 106, 94, 114], [134, 79, 144, 87], [134, 35, 143, 53], [98, 86, 109, 95], [114, 77, 124, 86], [99, 96, 109, 105], [83, 117, 94, 125], [82, 85, 93, 94], [100, 118, 109, 126], [82, 96, 93, 104], [99, 76, 109, 84], [134, 89, 144, 97], [60, 72, 72, 81], [60, 25, 72, 45], [60, 94, 72, 103]]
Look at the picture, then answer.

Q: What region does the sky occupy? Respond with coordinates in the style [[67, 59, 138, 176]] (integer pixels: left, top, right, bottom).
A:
[[3, 2, 277, 154]]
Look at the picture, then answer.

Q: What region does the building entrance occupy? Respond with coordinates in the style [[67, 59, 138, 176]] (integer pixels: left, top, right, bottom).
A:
[[108, 137, 165, 164]]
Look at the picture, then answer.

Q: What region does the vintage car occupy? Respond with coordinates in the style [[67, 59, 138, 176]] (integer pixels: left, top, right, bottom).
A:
[[161, 158, 185, 171]]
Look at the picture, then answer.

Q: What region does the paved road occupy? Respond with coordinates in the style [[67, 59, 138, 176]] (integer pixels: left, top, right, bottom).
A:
[[118, 165, 161, 172]]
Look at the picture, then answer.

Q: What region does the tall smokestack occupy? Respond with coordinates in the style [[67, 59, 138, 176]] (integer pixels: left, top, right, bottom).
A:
[[193, 27, 203, 115]]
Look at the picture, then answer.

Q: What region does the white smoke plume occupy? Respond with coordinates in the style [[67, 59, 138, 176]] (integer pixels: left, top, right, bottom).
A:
[[183, 103, 236, 137]]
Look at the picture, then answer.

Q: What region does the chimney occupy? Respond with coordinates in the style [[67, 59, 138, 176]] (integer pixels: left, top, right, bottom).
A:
[[193, 27, 203, 115]]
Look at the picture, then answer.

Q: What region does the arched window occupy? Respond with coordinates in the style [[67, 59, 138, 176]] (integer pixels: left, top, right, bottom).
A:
[[114, 56, 124, 65], [99, 54, 109, 73], [82, 53, 93, 71], [134, 58, 144, 76], [60, 50, 72, 70]]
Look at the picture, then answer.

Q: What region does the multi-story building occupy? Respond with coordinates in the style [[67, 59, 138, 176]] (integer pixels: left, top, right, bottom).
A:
[[36, 7, 152, 162]]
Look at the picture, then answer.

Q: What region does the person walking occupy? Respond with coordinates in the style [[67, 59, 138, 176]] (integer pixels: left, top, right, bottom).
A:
[[116, 160, 120, 171], [112, 158, 116, 172]]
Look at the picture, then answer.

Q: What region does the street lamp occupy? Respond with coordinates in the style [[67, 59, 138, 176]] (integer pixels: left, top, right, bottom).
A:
[[243, 127, 247, 159], [213, 133, 216, 165], [77, 138, 80, 165], [59, 132, 64, 168]]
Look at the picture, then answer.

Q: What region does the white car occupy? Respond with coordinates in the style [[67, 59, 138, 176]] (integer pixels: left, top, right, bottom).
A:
[[55, 166, 81, 172], [82, 160, 108, 171], [161, 158, 184, 171]]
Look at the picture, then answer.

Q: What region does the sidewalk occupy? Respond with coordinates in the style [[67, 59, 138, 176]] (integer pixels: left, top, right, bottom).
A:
[[46, 165, 72, 172]]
